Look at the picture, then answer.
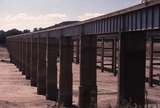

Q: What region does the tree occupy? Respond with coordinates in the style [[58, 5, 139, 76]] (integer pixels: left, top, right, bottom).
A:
[[23, 29, 30, 33], [33, 28, 38, 32], [5, 29, 22, 37], [0, 30, 6, 44]]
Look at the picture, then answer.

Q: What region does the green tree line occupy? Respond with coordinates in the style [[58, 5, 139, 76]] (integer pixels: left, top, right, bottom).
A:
[[0, 29, 30, 44]]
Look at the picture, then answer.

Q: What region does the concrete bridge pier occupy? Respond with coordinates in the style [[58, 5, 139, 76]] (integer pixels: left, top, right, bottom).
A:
[[13, 40, 15, 64], [118, 31, 146, 107], [148, 36, 153, 87], [7, 39, 13, 63], [46, 36, 58, 101], [22, 38, 26, 75], [27, 38, 31, 79], [25, 38, 30, 79], [79, 35, 97, 108], [17, 39, 20, 68], [29, 37, 33, 81], [75, 39, 80, 64], [11, 39, 16, 65], [9, 40, 13, 62], [19, 39, 23, 72], [37, 35, 47, 95], [17, 38, 21, 70], [24, 39, 27, 76], [13, 39, 17, 66], [59, 36, 73, 107], [21, 39, 24, 73], [30, 37, 38, 86], [12, 40, 15, 64], [21, 39, 25, 75], [11, 40, 15, 64], [15, 39, 18, 68], [113, 38, 117, 76]]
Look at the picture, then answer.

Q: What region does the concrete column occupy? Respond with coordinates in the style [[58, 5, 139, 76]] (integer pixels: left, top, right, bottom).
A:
[[101, 38, 104, 72], [79, 35, 97, 108], [24, 39, 28, 76], [17, 39, 19, 67], [19, 39, 23, 71], [37, 36, 47, 95], [29, 37, 33, 82], [25, 38, 30, 79], [21, 39, 25, 75], [22, 39, 26, 75], [10, 40, 13, 63], [24, 39, 29, 79], [13, 39, 16, 65], [16, 39, 19, 68], [11, 40, 15, 64], [13, 39, 17, 65], [11, 40, 15, 63], [113, 39, 117, 76], [14, 39, 17, 66], [14, 40, 16, 64], [149, 36, 153, 87], [76, 39, 80, 64], [30, 37, 38, 86], [118, 31, 146, 107], [17, 39, 19, 69], [27, 37, 32, 79], [18, 38, 21, 70], [46, 37, 58, 101], [11, 40, 14, 63], [7, 39, 13, 63], [59, 37, 73, 107]]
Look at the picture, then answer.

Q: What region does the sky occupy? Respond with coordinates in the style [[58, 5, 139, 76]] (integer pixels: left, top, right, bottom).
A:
[[0, 0, 140, 31]]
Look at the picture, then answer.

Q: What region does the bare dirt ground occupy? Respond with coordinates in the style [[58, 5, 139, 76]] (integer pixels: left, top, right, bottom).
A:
[[0, 46, 160, 108], [71, 65, 160, 108], [0, 46, 56, 108]]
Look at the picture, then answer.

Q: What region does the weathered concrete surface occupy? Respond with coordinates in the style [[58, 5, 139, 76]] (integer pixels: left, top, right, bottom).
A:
[[0, 46, 56, 108]]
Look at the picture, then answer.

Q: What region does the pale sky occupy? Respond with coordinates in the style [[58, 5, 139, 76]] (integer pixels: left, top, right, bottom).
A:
[[0, 0, 140, 31]]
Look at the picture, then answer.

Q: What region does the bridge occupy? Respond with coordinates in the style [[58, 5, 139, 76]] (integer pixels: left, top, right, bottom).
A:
[[6, 0, 160, 108]]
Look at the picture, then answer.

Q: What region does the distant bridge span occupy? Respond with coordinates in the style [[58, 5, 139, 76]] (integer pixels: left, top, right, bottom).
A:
[[7, 1, 160, 108]]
